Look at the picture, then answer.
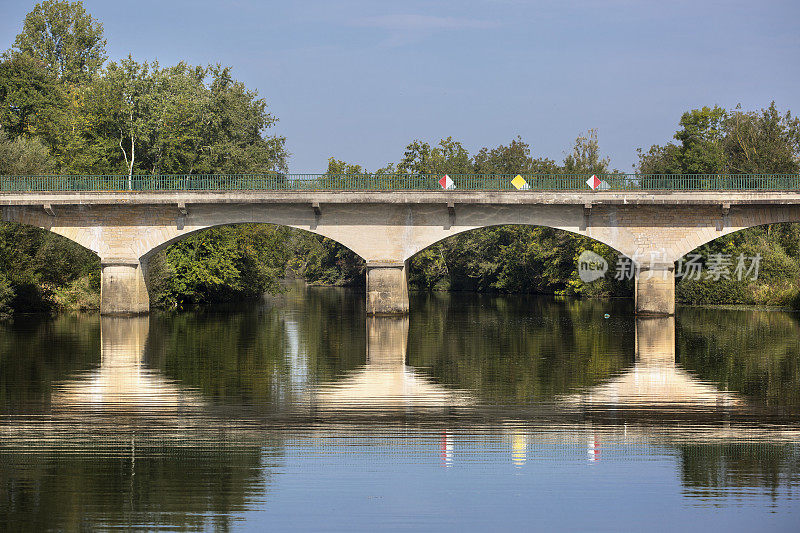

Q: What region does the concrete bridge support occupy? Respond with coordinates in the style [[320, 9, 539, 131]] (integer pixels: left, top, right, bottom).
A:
[[635, 265, 675, 316], [100, 260, 150, 316], [366, 261, 409, 316]]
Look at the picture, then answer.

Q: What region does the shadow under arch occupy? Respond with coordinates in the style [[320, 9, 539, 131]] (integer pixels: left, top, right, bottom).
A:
[[672, 221, 800, 307], [0, 220, 100, 310], [139, 222, 366, 307], [139, 221, 366, 265], [404, 223, 632, 293], [671, 207, 800, 262]]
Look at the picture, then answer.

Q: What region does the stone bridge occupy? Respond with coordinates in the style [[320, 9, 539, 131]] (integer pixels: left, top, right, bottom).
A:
[[2, 189, 800, 315]]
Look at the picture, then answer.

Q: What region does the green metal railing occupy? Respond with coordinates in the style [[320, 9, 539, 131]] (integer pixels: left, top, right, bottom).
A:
[[0, 173, 799, 192]]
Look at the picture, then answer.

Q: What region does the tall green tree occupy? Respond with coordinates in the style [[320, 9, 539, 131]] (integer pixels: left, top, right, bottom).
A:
[[0, 52, 65, 144], [723, 102, 800, 174], [12, 0, 106, 84], [89, 56, 153, 180], [58, 59, 288, 176], [638, 105, 728, 175], [638, 102, 800, 192], [198, 65, 287, 174], [145, 63, 208, 174], [674, 106, 727, 174]]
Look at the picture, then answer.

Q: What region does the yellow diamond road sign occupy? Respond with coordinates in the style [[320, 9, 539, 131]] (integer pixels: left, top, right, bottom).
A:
[[511, 175, 529, 190]]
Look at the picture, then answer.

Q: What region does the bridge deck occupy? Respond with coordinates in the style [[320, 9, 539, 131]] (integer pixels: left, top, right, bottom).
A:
[[2, 190, 800, 205]]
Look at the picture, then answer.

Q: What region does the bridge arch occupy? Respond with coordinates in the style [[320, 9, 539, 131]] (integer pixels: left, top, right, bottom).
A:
[[671, 205, 800, 261], [139, 222, 364, 264], [1, 206, 105, 256], [406, 224, 627, 290], [0, 218, 101, 312], [137, 221, 367, 314], [408, 222, 631, 261]]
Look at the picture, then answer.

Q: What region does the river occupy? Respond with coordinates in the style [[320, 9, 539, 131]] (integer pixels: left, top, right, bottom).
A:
[[1, 284, 798, 531]]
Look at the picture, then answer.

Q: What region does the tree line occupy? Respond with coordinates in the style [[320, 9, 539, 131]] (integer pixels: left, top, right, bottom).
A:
[[1, 1, 800, 316]]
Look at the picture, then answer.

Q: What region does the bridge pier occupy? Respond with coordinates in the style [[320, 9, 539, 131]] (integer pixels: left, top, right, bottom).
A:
[[366, 261, 409, 315], [635, 264, 675, 316], [100, 260, 150, 315]]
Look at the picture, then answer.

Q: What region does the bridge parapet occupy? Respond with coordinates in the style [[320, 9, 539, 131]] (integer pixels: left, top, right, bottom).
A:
[[1, 173, 799, 192]]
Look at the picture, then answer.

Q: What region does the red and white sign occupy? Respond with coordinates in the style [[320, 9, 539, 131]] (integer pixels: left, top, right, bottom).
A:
[[439, 174, 455, 190], [586, 174, 601, 190]]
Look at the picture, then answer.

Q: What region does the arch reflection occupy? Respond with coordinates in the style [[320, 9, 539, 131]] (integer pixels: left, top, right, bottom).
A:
[[51, 316, 204, 412], [307, 316, 472, 414], [564, 317, 742, 410]]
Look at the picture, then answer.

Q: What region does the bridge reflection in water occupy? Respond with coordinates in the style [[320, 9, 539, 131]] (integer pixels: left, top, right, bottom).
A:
[[561, 316, 741, 411], [1, 309, 798, 530], [34, 314, 798, 437], [305, 316, 472, 414], [51, 316, 205, 413]]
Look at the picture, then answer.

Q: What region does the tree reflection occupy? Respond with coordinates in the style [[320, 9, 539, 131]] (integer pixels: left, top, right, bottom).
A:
[[144, 284, 367, 410], [678, 308, 800, 409], [0, 313, 99, 412], [407, 292, 635, 402], [563, 317, 742, 411], [679, 443, 800, 500], [0, 316, 280, 532]]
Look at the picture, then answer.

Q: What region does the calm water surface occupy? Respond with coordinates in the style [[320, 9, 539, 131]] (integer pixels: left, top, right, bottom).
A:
[[1, 285, 799, 531]]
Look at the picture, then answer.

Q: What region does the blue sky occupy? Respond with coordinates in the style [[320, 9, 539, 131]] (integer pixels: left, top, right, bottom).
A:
[[1, 0, 798, 172]]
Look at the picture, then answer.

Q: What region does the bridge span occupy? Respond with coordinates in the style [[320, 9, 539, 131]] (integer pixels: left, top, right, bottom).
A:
[[2, 175, 800, 315]]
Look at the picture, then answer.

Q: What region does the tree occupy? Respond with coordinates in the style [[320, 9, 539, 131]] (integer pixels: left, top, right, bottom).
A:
[[326, 157, 363, 175], [398, 137, 472, 175], [86, 56, 153, 182], [320, 157, 365, 188], [197, 65, 287, 174], [145, 63, 208, 174], [723, 102, 800, 174], [472, 136, 558, 174], [674, 106, 727, 174], [64, 59, 287, 177], [638, 106, 726, 176], [636, 142, 682, 175], [152, 225, 289, 308], [563, 129, 611, 174], [0, 128, 54, 174], [638, 103, 800, 186], [12, 0, 107, 84], [0, 52, 65, 144]]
